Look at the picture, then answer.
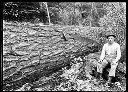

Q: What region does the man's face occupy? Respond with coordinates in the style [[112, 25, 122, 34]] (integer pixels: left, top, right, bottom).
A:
[[108, 36, 115, 44]]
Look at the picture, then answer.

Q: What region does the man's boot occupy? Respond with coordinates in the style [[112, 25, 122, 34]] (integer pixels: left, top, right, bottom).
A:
[[106, 76, 113, 86], [96, 72, 103, 81], [96, 72, 100, 79], [99, 73, 103, 81], [107, 76, 112, 83]]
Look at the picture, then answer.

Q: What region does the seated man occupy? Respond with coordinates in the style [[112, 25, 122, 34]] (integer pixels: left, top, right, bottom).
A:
[[96, 33, 121, 84]]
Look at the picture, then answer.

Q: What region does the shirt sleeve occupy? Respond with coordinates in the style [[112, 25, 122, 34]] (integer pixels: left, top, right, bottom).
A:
[[115, 44, 121, 62], [100, 44, 106, 60]]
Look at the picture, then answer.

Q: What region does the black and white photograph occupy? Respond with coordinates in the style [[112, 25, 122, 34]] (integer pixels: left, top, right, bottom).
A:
[[3, 2, 126, 91]]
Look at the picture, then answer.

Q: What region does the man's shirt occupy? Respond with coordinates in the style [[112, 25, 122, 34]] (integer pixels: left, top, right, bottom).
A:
[[100, 42, 121, 62]]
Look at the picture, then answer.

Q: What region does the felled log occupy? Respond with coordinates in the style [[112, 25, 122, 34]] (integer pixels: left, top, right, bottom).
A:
[[3, 23, 102, 91], [3, 55, 70, 91], [3, 40, 100, 91]]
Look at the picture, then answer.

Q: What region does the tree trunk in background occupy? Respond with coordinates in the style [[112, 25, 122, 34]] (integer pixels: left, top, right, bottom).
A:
[[39, 2, 51, 25], [39, 2, 43, 10], [38, 2, 44, 23], [74, 2, 82, 26], [91, 2, 97, 27], [44, 2, 51, 25]]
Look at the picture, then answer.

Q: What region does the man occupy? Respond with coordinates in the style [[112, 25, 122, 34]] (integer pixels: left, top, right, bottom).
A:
[[96, 33, 121, 84]]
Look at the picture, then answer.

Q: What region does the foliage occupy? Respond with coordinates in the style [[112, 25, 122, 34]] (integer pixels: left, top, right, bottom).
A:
[[3, 2, 48, 23], [98, 2, 126, 47], [3, 2, 126, 28]]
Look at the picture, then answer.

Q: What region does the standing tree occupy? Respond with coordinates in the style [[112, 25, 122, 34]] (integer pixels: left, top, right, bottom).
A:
[[42, 2, 52, 25]]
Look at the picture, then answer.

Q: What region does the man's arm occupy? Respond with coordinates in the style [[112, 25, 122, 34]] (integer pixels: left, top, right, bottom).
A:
[[114, 44, 121, 63], [99, 44, 106, 61]]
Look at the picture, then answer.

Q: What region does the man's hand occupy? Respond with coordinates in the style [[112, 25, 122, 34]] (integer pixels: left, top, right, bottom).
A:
[[98, 59, 103, 64], [112, 59, 118, 65]]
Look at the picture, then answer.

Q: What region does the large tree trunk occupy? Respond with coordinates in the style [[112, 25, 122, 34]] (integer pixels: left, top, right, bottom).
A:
[[3, 23, 101, 91]]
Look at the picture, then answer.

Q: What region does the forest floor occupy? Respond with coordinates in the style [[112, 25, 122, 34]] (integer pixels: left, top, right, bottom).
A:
[[15, 57, 126, 91]]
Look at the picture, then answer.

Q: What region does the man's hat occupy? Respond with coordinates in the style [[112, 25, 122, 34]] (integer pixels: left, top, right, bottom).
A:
[[106, 32, 116, 38], [106, 34, 116, 38]]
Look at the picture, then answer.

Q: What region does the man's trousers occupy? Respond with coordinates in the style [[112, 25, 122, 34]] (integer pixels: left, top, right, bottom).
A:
[[97, 57, 118, 77]]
